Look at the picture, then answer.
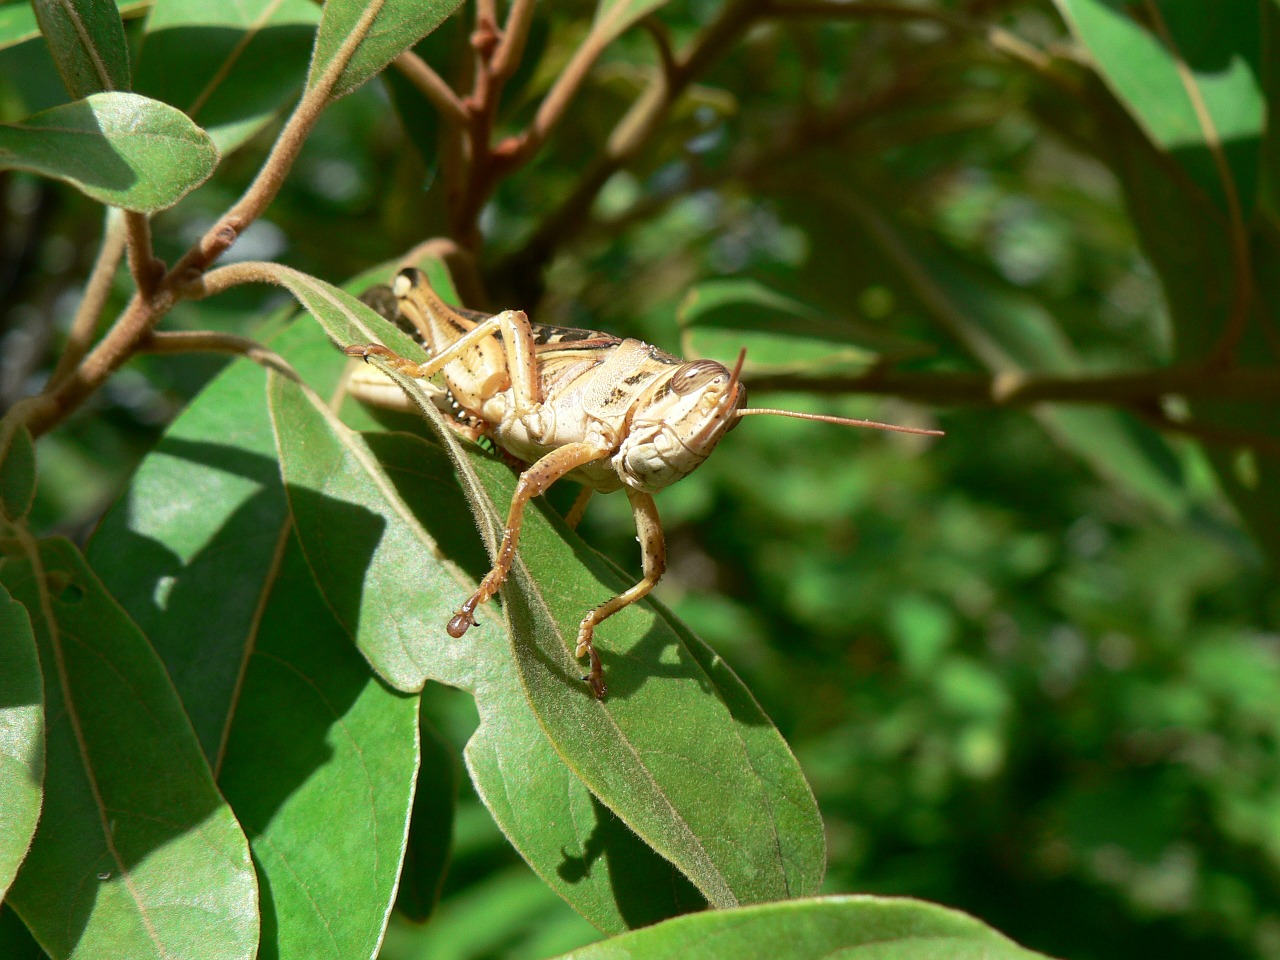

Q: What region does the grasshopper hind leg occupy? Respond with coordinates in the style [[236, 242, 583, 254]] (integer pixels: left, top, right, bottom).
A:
[[574, 489, 666, 698]]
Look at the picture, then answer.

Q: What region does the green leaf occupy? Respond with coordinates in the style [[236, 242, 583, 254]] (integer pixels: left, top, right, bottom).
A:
[[32, 0, 131, 98], [0, 92, 219, 213], [678, 277, 928, 377], [1052, 0, 1264, 213], [0, 538, 258, 960], [134, 0, 320, 154], [269, 376, 477, 692], [0, 0, 148, 53], [87, 319, 421, 960], [550, 896, 1058, 959], [308, 0, 466, 101], [367, 361, 827, 909], [0, 583, 42, 902], [1, 424, 36, 522], [394, 715, 457, 923]]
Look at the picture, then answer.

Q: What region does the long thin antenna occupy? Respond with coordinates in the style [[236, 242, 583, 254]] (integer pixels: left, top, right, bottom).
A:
[[728, 347, 747, 392], [735, 407, 944, 437]]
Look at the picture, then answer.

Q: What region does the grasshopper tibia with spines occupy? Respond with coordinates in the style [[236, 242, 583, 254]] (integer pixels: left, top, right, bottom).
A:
[[345, 268, 942, 699]]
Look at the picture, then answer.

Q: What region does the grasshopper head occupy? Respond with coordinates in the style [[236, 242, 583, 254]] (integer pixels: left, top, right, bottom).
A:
[[614, 358, 747, 492]]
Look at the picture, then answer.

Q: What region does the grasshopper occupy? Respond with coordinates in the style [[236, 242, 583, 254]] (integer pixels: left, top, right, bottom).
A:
[[345, 268, 941, 698]]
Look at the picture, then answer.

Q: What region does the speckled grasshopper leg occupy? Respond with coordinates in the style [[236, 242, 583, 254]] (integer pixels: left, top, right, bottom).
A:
[[346, 268, 942, 698]]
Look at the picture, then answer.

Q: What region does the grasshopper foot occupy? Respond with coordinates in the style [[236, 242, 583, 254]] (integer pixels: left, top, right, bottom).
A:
[[575, 620, 607, 699], [344, 342, 397, 362], [447, 597, 480, 638]]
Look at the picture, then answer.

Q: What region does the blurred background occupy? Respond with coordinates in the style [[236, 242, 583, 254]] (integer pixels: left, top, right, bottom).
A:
[[3, 1, 1278, 958]]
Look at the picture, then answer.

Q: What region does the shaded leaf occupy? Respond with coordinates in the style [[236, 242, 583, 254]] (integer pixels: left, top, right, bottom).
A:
[[0, 582, 42, 901], [32, 0, 130, 98], [1, 424, 36, 522], [678, 277, 928, 376], [135, 0, 320, 154], [88, 319, 420, 960], [308, 0, 466, 101], [394, 715, 457, 923], [1052, 0, 1264, 212], [1261, 0, 1280, 223], [0, 904, 46, 960], [552, 895, 1058, 959], [0, 538, 258, 960], [0, 0, 147, 53], [0, 92, 219, 213]]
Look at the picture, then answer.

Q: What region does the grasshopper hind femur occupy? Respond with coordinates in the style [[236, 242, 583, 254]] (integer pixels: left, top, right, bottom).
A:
[[345, 268, 940, 698]]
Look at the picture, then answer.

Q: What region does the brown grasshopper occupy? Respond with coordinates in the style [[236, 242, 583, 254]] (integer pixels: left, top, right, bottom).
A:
[[345, 268, 941, 698]]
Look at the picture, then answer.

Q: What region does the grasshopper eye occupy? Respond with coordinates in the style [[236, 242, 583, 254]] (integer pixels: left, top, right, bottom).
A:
[[670, 360, 726, 396]]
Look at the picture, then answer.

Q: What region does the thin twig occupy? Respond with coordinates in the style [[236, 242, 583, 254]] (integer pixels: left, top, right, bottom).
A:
[[491, 0, 538, 82], [123, 211, 159, 300], [138, 330, 301, 381], [394, 51, 469, 127], [49, 210, 127, 388], [23, 1, 388, 438]]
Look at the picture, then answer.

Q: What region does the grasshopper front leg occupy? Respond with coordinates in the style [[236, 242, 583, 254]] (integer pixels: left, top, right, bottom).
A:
[[446, 439, 609, 640]]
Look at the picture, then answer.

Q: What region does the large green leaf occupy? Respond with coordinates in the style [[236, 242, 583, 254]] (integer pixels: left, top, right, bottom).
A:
[[550, 896, 1058, 959], [0, 538, 258, 960], [0, 583, 42, 901], [0, 92, 218, 212], [362, 357, 827, 909], [0, 1, 148, 53], [307, 0, 466, 101], [1052, 0, 1264, 213], [32, 0, 131, 98], [87, 320, 420, 960], [134, 0, 320, 154], [394, 715, 457, 923]]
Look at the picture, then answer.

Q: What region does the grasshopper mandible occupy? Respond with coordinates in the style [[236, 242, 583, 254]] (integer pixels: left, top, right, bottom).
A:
[[344, 268, 942, 698]]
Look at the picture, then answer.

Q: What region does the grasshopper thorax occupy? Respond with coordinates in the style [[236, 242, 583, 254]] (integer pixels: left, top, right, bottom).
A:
[[613, 358, 747, 493]]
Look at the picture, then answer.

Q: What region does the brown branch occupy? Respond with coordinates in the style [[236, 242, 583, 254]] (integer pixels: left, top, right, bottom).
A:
[[490, 0, 537, 82], [123, 211, 160, 300], [393, 51, 469, 127], [48, 211, 126, 388], [138, 330, 300, 381], [22, 2, 388, 439]]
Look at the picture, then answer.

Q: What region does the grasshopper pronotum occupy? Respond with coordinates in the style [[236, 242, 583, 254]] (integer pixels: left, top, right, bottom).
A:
[[345, 268, 942, 698]]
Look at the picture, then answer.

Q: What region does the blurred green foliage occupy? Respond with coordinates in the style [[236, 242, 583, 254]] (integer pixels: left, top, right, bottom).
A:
[[3, 0, 1280, 958]]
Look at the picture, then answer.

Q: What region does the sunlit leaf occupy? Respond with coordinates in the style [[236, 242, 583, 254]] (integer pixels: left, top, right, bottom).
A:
[[135, 0, 320, 154], [32, 0, 131, 98], [0, 538, 258, 960], [308, 0, 466, 101], [551, 896, 1058, 959], [0, 583, 42, 901], [0, 92, 218, 212]]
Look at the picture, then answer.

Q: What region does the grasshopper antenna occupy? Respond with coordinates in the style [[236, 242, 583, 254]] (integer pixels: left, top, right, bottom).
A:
[[729, 348, 944, 437]]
